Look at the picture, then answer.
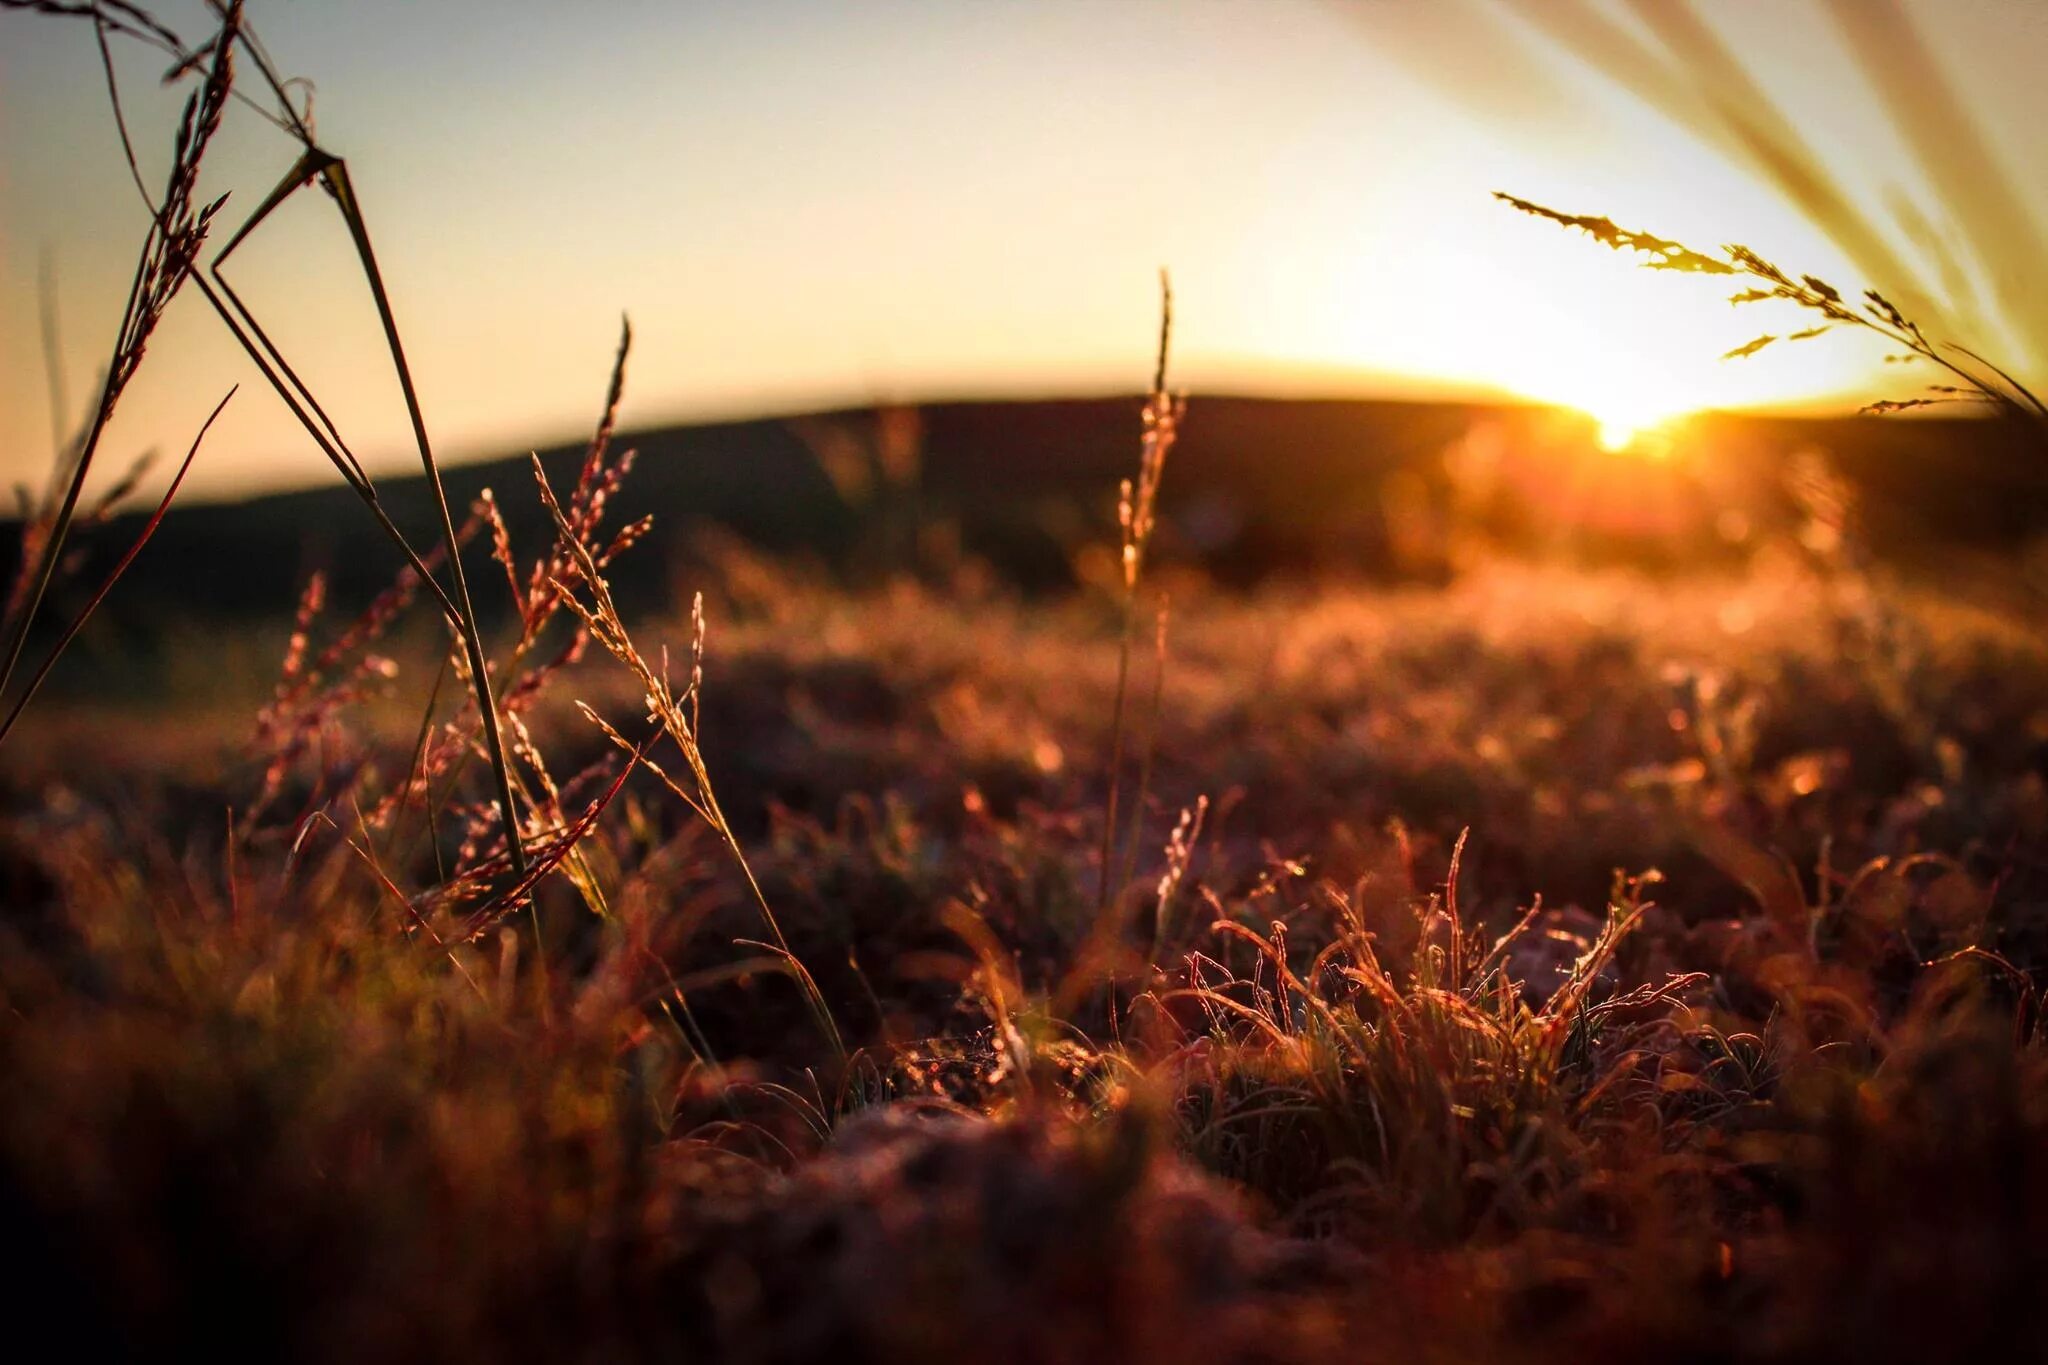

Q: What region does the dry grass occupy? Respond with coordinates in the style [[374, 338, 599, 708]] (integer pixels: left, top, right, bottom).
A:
[[6, 4, 2048, 1363], [9, 476, 2048, 1359], [1496, 192, 2048, 431]]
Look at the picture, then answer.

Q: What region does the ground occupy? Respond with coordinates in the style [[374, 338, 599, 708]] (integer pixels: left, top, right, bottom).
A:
[[4, 530, 2047, 1362]]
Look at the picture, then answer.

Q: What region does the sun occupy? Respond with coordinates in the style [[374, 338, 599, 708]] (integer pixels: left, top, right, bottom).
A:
[[1595, 415, 1643, 453], [1427, 316, 1710, 459], [1578, 397, 1694, 458]]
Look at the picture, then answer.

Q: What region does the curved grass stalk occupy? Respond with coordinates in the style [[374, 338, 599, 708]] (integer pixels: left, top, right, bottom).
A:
[[198, 145, 528, 880]]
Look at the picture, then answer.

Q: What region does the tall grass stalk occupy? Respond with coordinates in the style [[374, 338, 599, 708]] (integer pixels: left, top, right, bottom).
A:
[[5, 1, 530, 879], [0, 0, 240, 746], [1497, 191, 2048, 433], [1099, 272, 1184, 914], [192, 25, 529, 877], [534, 459, 848, 1063], [1488, 0, 2046, 372], [198, 138, 529, 880]]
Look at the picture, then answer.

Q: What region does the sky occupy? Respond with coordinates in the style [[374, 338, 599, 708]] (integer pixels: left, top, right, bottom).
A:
[[1, 0, 2043, 502]]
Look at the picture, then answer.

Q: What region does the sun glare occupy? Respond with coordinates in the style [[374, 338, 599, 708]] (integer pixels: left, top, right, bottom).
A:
[[1595, 415, 1643, 453], [1490, 341, 1711, 457], [1585, 400, 1689, 456]]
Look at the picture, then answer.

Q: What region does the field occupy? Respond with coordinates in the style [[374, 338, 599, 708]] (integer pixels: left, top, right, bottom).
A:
[[7, 437, 2048, 1360], [6, 3, 2048, 1361]]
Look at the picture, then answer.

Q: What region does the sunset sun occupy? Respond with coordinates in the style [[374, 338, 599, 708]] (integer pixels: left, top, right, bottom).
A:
[[1585, 400, 1693, 456], [1593, 414, 1645, 452]]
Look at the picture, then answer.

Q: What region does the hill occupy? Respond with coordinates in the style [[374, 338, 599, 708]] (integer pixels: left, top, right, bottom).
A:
[[6, 395, 2042, 627]]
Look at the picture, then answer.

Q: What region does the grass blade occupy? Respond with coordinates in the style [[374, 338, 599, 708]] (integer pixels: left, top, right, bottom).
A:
[[0, 387, 234, 748]]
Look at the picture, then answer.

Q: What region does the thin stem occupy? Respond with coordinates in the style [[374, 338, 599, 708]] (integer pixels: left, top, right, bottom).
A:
[[1097, 271, 1175, 913], [1097, 592, 1137, 914], [0, 325, 131, 707], [1945, 343, 2048, 422], [0, 387, 233, 748], [192, 271, 462, 627], [315, 160, 527, 878], [1116, 594, 1169, 895]]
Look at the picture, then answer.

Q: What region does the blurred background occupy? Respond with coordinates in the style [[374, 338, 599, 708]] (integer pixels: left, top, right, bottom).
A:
[[2, 0, 2044, 618]]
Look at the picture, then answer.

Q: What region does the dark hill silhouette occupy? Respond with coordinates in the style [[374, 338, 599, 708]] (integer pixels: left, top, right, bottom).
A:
[[6, 395, 2042, 630]]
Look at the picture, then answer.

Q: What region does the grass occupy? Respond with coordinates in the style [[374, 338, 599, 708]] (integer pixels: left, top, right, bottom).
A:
[[6, 3, 2048, 1362], [0, 1, 239, 743], [8, 520, 2048, 1359], [1495, 192, 2048, 430]]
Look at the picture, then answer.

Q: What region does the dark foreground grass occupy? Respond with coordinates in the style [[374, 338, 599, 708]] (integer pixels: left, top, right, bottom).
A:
[[5, 539, 2047, 1363]]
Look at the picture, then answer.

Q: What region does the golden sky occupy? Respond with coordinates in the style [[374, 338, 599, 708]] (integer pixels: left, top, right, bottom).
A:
[[1, 0, 2042, 502]]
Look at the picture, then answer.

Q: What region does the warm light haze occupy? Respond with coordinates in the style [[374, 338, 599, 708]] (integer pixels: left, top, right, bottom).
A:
[[3, 0, 2042, 501]]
